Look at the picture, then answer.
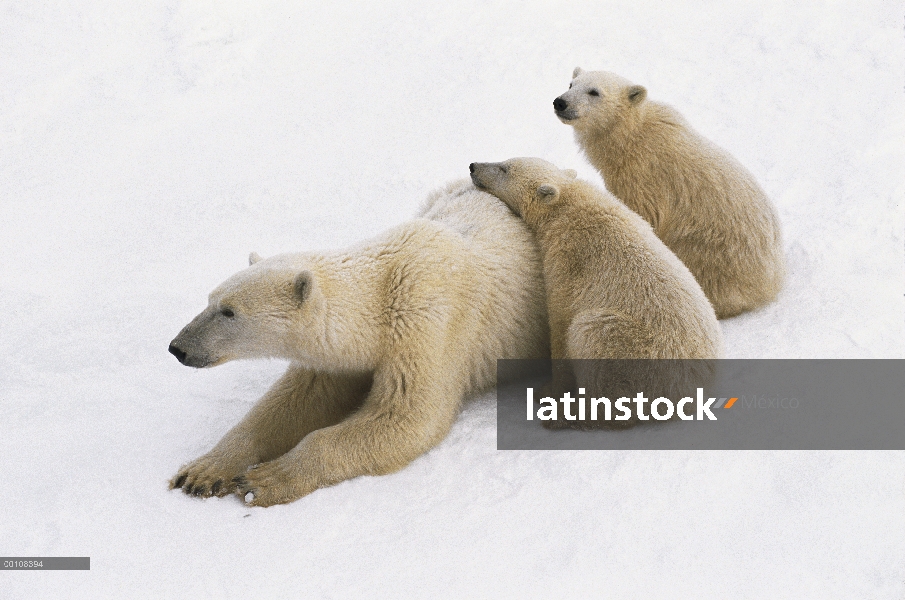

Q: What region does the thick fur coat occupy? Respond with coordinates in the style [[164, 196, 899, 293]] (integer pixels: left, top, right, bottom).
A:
[[168, 180, 549, 505], [555, 68, 785, 318], [471, 157, 723, 425]]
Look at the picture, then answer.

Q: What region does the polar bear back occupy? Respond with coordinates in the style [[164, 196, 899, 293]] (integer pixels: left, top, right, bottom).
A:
[[415, 179, 550, 392]]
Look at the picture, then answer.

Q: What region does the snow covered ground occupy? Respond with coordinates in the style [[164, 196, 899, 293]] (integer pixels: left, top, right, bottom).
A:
[[1, 0, 903, 597]]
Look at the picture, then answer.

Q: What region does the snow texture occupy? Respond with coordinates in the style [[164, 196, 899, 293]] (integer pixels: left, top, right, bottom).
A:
[[1, 0, 903, 597]]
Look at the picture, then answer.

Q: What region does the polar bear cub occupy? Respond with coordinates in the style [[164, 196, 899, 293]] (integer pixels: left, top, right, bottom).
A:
[[470, 157, 722, 421], [168, 180, 549, 506], [555, 68, 785, 319]]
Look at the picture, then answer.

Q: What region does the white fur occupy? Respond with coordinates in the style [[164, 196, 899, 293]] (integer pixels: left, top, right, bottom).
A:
[[169, 180, 549, 505]]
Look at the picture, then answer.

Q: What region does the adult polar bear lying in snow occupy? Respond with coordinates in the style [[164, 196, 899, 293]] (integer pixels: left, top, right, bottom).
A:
[[168, 180, 549, 506]]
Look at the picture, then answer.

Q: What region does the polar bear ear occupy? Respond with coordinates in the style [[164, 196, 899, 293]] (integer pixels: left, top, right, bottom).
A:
[[572, 66, 584, 78], [536, 184, 560, 203], [627, 85, 647, 105], [563, 169, 578, 179], [249, 252, 264, 266], [294, 271, 316, 303]]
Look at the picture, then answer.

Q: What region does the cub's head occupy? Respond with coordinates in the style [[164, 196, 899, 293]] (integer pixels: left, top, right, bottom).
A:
[[168, 252, 323, 368], [469, 157, 577, 221], [553, 67, 647, 131]]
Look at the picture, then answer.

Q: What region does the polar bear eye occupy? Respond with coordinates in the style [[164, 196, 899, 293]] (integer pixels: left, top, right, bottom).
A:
[[221, 308, 235, 318], [589, 89, 599, 97]]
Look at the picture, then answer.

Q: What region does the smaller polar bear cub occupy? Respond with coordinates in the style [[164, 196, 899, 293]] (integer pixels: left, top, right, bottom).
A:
[[555, 68, 785, 319], [470, 157, 722, 425]]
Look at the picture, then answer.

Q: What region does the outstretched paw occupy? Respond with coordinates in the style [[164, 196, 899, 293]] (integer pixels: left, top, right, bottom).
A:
[[234, 459, 314, 507], [169, 454, 247, 499]]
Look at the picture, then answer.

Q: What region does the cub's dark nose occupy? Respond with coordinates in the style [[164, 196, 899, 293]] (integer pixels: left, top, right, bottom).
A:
[[553, 97, 568, 111], [469, 163, 476, 173], [169, 344, 187, 364]]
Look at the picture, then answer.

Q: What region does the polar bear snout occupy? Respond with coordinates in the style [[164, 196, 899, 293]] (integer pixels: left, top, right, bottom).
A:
[[469, 162, 501, 191], [168, 343, 188, 364], [469, 162, 485, 188], [554, 96, 577, 121], [167, 340, 213, 368], [168, 325, 217, 368], [469, 161, 521, 195]]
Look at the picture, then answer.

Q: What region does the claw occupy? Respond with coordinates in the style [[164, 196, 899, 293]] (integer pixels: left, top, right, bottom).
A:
[[173, 474, 187, 489], [211, 480, 222, 495]]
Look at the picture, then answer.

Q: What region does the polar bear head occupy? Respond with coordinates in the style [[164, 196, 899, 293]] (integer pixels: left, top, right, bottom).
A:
[[469, 157, 577, 222], [553, 67, 647, 132], [168, 253, 324, 368]]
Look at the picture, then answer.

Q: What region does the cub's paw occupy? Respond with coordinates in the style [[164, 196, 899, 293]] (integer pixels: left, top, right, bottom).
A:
[[234, 460, 313, 507], [170, 454, 247, 499]]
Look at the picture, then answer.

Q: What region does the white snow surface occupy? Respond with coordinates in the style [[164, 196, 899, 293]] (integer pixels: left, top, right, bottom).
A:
[[1, 0, 903, 597]]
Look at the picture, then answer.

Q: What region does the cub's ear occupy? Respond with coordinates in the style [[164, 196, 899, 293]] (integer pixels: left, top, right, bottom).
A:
[[563, 169, 578, 179], [572, 66, 584, 78], [627, 85, 647, 105], [249, 252, 263, 266], [294, 271, 316, 303], [536, 184, 560, 203]]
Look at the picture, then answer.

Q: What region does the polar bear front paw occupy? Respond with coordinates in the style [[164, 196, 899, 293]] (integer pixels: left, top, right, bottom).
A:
[[170, 454, 248, 499], [233, 460, 314, 507]]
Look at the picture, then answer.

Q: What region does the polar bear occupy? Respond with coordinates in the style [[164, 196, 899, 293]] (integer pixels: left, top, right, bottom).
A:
[[168, 180, 549, 506], [554, 68, 785, 319], [470, 157, 722, 424]]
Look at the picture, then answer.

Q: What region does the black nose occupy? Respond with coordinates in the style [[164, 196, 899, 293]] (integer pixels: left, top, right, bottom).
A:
[[553, 97, 568, 111], [469, 163, 476, 173], [169, 344, 187, 364]]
